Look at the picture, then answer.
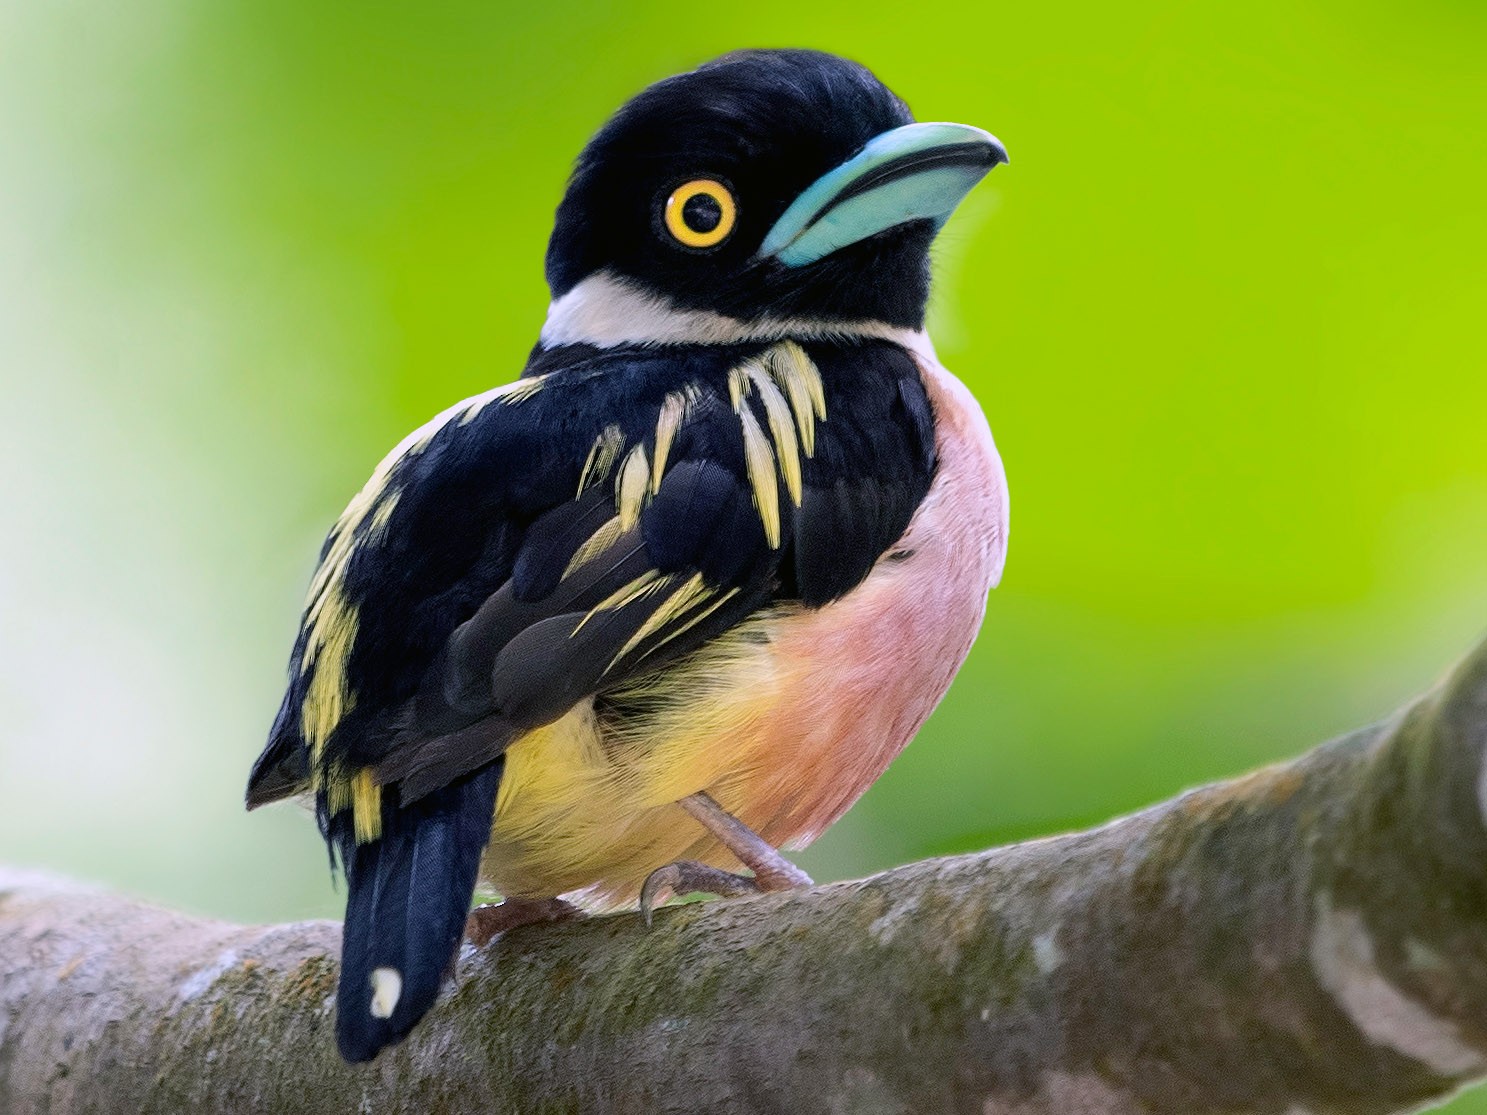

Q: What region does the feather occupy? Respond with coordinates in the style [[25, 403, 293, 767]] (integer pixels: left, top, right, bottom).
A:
[[743, 358, 804, 505], [249, 332, 941, 1062], [334, 761, 503, 1063], [735, 405, 782, 548], [614, 445, 651, 531], [245, 695, 309, 808]]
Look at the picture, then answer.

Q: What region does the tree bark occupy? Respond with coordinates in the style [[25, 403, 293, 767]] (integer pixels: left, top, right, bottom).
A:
[[7, 637, 1487, 1114]]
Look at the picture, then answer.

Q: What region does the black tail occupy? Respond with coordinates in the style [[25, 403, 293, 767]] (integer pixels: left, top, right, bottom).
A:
[[333, 760, 503, 1063]]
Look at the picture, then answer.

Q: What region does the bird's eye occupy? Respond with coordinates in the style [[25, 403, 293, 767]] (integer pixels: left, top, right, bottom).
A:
[[663, 179, 736, 249]]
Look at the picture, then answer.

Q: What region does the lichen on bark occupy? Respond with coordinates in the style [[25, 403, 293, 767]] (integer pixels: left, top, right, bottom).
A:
[[4, 637, 1487, 1113]]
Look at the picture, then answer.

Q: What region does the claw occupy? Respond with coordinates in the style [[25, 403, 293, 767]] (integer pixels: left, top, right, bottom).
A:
[[639, 858, 809, 926], [639, 864, 686, 926]]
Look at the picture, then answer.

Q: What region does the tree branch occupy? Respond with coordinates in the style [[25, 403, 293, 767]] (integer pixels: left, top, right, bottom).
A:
[[7, 636, 1487, 1114]]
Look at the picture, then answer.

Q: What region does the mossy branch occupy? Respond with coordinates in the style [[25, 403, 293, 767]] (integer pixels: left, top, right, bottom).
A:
[[7, 636, 1487, 1113]]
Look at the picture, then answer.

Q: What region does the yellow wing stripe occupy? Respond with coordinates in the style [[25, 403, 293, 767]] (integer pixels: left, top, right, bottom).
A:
[[326, 767, 383, 843], [651, 389, 692, 494], [607, 572, 713, 670], [743, 360, 803, 506], [298, 351, 824, 844], [297, 377, 552, 841], [578, 425, 625, 496], [615, 445, 651, 532], [766, 341, 826, 456], [735, 405, 781, 549], [301, 584, 359, 759], [299, 377, 550, 770], [562, 514, 626, 580]]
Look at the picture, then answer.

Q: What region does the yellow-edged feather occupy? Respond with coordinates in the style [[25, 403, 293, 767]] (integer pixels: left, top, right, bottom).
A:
[[651, 389, 692, 494], [300, 375, 545, 840], [608, 571, 712, 669], [571, 569, 670, 636], [766, 341, 826, 455], [562, 514, 626, 580], [743, 359, 804, 506], [615, 444, 651, 531], [577, 424, 625, 495], [735, 405, 781, 548]]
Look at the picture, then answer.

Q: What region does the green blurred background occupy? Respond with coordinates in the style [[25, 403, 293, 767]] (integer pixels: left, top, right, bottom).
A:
[[3, 0, 1485, 1102]]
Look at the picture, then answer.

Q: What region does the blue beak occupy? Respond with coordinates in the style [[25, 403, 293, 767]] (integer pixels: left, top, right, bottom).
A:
[[758, 122, 1008, 268]]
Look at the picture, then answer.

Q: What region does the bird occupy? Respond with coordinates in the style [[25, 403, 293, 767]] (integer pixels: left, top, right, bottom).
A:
[[246, 47, 1010, 1064]]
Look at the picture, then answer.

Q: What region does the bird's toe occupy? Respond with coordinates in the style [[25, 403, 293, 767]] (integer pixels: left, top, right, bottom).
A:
[[464, 896, 580, 948], [639, 859, 806, 926]]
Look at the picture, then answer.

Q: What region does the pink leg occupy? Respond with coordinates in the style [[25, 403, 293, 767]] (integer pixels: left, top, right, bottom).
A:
[[640, 792, 813, 923]]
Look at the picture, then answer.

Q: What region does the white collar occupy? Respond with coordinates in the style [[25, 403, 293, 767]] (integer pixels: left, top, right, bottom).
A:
[[538, 270, 926, 352]]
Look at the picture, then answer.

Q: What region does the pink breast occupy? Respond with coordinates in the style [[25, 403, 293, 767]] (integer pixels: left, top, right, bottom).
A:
[[733, 351, 1010, 850]]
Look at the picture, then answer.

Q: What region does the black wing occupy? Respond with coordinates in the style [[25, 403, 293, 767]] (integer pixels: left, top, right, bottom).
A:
[[246, 335, 935, 1060], [251, 335, 936, 816]]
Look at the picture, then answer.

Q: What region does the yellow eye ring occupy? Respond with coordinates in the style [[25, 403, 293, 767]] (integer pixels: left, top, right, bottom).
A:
[[663, 179, 737, 249]]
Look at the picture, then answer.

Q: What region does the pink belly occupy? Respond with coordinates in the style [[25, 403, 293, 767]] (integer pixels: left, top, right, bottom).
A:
[[728, 352, 1009, 850], [484, 348, 1008, 904]]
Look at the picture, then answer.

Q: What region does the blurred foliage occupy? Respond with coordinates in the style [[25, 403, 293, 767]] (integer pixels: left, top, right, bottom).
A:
[[2, 1, 1485, 1104]]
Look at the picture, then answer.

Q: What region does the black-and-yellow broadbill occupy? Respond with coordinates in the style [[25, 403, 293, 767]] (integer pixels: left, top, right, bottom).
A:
[[247, 48, 1010, 1063]]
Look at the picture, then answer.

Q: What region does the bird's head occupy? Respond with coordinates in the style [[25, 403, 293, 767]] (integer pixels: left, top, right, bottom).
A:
[[540, 49, 1007, 347]]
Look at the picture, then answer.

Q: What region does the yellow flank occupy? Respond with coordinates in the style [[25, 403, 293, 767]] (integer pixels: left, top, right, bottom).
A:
[[578, 425, 625, 495], [484, 609, 796, 902], [614, 445, 650, 531], [735, 405, 782, 548]]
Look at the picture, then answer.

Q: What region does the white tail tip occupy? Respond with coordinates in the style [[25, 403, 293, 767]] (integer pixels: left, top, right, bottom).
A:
[[369, 967, 403, 1019]]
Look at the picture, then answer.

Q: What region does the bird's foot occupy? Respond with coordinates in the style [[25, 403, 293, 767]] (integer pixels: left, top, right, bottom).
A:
[[464, 896, 580, 948], [637, 792, 813, 924], [639, 856, 812, 926]]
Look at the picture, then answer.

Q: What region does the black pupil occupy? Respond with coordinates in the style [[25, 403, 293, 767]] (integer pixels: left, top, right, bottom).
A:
[[682, 192, 723, 233]]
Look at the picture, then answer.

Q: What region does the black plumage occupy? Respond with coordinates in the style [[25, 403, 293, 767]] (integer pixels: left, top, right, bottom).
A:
[[246, 46, 1006, 1064], [251, 337, 935, 1061], [334, 761, 503, 1063], [258, 336, 934, 788]]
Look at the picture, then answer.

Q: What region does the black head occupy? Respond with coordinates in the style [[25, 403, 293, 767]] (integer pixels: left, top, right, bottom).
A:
[[544, 49, 1006, 332]]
